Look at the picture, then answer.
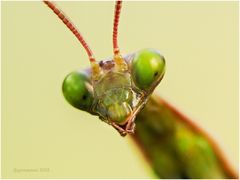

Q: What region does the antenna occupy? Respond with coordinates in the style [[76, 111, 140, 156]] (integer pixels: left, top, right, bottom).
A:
[[112, 0, 128, 71], [113, 0, 122, 55], [43, 1, 96, 63]]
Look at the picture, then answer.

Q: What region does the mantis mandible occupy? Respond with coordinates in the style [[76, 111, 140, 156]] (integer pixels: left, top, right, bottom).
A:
[[43, 1, 238, 178]]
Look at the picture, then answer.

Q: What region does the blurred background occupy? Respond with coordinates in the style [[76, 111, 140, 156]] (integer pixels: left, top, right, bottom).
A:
[[2, 1, 238, 178]]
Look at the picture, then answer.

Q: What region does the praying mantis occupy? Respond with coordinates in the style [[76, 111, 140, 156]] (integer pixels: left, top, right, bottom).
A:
[[43, 1, 238, 178]]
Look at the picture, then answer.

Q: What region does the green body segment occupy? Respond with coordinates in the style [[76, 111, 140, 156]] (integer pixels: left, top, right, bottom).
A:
[[62, 71, 94, 112], [132, 95, 236, 179], [132, 49, 165, 91]]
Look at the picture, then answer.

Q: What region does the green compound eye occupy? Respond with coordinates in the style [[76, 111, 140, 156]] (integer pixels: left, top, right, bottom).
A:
[[132, 49, 166, 91], [62, 71, 94, 112]]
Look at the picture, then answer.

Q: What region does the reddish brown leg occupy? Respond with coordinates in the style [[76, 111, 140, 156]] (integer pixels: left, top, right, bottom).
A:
[[125, 101, 145, 134], [125, 117, 136, 134], [111, 122, 127, 136]]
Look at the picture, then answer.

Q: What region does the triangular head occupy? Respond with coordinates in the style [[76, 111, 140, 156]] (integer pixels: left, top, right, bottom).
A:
[[62, 49, 165, 136], [44, 1, 165, 135]]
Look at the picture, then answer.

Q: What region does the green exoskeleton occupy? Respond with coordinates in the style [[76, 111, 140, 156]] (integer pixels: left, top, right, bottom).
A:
[[44, 1, 238, 178], [44, 1, 165, 136], [62, 50, 165, 136]]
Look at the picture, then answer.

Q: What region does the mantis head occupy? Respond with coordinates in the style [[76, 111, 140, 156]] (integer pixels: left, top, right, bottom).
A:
[[44, 1, 165, 135], [62, 49, 165, 136]]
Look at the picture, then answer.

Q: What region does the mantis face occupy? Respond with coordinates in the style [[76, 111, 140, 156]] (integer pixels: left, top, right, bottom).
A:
[[62, 49, 165, 136], [44, 1, 165, 136]]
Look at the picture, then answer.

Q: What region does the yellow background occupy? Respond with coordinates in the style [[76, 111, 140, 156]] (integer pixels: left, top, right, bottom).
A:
[[2, 1, 238, 178]]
